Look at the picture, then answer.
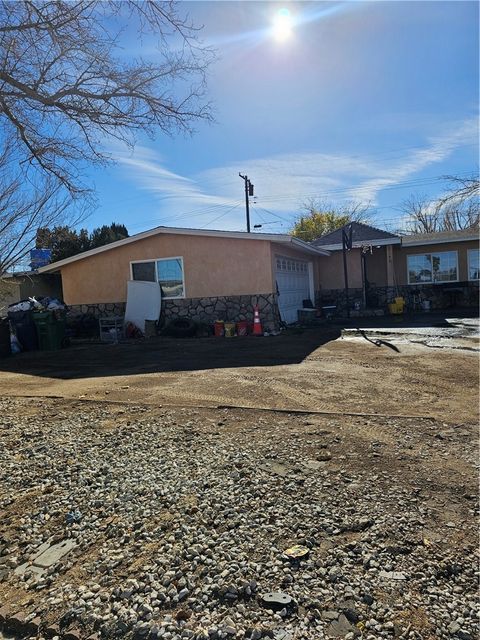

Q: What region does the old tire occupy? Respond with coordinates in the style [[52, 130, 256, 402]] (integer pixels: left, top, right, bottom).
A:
[[166, 318, 197, 338]]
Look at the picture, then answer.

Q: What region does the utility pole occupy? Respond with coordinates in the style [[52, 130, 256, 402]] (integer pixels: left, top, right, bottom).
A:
[[239, 173, 254, 232]]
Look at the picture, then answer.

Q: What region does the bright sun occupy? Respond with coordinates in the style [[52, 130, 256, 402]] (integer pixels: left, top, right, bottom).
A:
[[272, 8, 293, 42]]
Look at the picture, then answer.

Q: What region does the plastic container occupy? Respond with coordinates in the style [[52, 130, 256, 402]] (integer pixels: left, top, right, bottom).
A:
[[236, 320, 248, 336], [33, 310, 66, 350], [224, 322, 236, 338], [8, 308, 38, 351], [214, 320, 225, 337], [388, 296, 405, 315], [388, 302, 403, 315], [421, 300, 431, 312]]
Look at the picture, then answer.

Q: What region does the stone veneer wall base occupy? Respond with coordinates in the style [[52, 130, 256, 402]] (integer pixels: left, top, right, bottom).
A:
[[316, 281, 479, 315], [67, 293, 281, 331]]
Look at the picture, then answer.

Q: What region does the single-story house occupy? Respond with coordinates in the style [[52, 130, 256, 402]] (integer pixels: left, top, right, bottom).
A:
[[313, 223, 479, 311], [0, 271, 63, 317], [37, 222, 479, 327], [38, 227, 330, 328]]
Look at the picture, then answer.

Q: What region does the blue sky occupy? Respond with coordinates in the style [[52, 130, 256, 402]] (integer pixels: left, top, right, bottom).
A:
[[88, 0, 479, 235]]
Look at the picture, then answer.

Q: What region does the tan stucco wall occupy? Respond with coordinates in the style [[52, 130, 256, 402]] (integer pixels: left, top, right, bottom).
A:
[[315, 247, 390, 290], [316, 249, 364, 289], [364, 247, 389, 287], [314, 240, 479, 291], [60, 234, 276, 305], [393, 240, 479, 285]]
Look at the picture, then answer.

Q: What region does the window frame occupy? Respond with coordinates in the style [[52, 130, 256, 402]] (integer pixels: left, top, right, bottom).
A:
[[406, 250, 459, 285], [275, 254, 309, 273], [467, 248, 480, 281], [130, 256, 186, 299], [130, 259, 157, 283]]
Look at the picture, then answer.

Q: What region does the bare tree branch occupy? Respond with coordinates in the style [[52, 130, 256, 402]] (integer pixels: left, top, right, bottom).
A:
[[0, 1, 215, 272], [0, 1, 214, 194], [399, 175, 480, 234]]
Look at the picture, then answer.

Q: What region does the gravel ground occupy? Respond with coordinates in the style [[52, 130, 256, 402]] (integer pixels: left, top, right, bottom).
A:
[[0, 396, 478, 640]]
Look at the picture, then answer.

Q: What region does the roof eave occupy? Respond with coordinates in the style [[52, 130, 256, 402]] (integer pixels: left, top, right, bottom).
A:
[[38, 227, 330, 272], [289, 237, 330, 256], [402, 236, 479, 247], [316, 237, 402, 251]]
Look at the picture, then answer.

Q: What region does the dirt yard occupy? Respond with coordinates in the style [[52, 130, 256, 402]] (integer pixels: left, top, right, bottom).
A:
[[0, 322, 478, 640], [0, 323, 478, 422]]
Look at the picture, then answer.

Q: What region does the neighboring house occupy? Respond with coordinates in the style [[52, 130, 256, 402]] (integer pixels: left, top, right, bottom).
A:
[[38, 227, 330, 328], [312, 222, 402, 309], [0, 272, 63, 317], [313, 223, 479, 311]]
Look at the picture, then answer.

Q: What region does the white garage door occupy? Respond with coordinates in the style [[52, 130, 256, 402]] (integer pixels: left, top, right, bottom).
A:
[[275, 256, 311, 324]]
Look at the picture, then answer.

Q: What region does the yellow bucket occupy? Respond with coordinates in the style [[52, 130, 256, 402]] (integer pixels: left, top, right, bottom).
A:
[[224, 322, 236, 337], [388, 302, 404, 315]]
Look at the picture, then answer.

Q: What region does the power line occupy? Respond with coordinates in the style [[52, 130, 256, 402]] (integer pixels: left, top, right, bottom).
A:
[[200, 203, 242, 229], [253, 204, 461, 230], [254, 205, 294, 224], [255, 171, 474, 203], [126, 202, 242, 231], [96, 168, 476, 236], [254, 208, 267, 224], [96, 141, 477, 210]]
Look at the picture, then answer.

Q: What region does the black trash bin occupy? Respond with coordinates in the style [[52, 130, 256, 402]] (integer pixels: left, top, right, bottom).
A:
[[8, 308, 38, 351], [0, 318, 11, 357]]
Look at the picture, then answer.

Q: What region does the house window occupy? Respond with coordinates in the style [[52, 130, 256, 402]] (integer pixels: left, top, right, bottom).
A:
[[468, 249, 479, 280], [131, 257, 185, 298], [157, 258, 184, 298], [407, 251, 458, 284], [131, 261, 156, 282]]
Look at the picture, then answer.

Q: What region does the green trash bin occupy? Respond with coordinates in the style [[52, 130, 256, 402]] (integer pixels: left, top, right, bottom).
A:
[[33, 310, 67, 351]]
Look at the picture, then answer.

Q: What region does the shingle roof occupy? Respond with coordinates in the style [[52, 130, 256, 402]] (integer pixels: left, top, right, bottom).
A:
[[401, 227, 479, 246], [311, 222, 400, 248]]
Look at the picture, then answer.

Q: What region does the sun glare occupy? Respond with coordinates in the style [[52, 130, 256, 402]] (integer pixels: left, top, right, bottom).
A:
[[272, 8, 293, 42]]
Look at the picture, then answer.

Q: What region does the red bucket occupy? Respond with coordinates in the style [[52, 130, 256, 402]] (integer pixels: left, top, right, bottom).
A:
[[236, 321, 248, 336], [214, 320, 224, 337]]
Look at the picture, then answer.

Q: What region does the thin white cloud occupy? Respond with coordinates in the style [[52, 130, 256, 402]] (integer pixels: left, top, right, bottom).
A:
[[114, 146, 235, 207], [112, 117, 478, 231], [347, 117, 478, 203]]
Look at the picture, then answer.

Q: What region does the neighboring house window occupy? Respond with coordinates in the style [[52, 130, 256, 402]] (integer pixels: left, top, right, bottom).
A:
[[468, 249, 479, 280], [407, 251, 458, 284], [131, 258, 185, 298]]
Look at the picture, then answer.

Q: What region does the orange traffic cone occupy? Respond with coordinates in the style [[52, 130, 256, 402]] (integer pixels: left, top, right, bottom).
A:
[[253, 304, 263, 336]]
